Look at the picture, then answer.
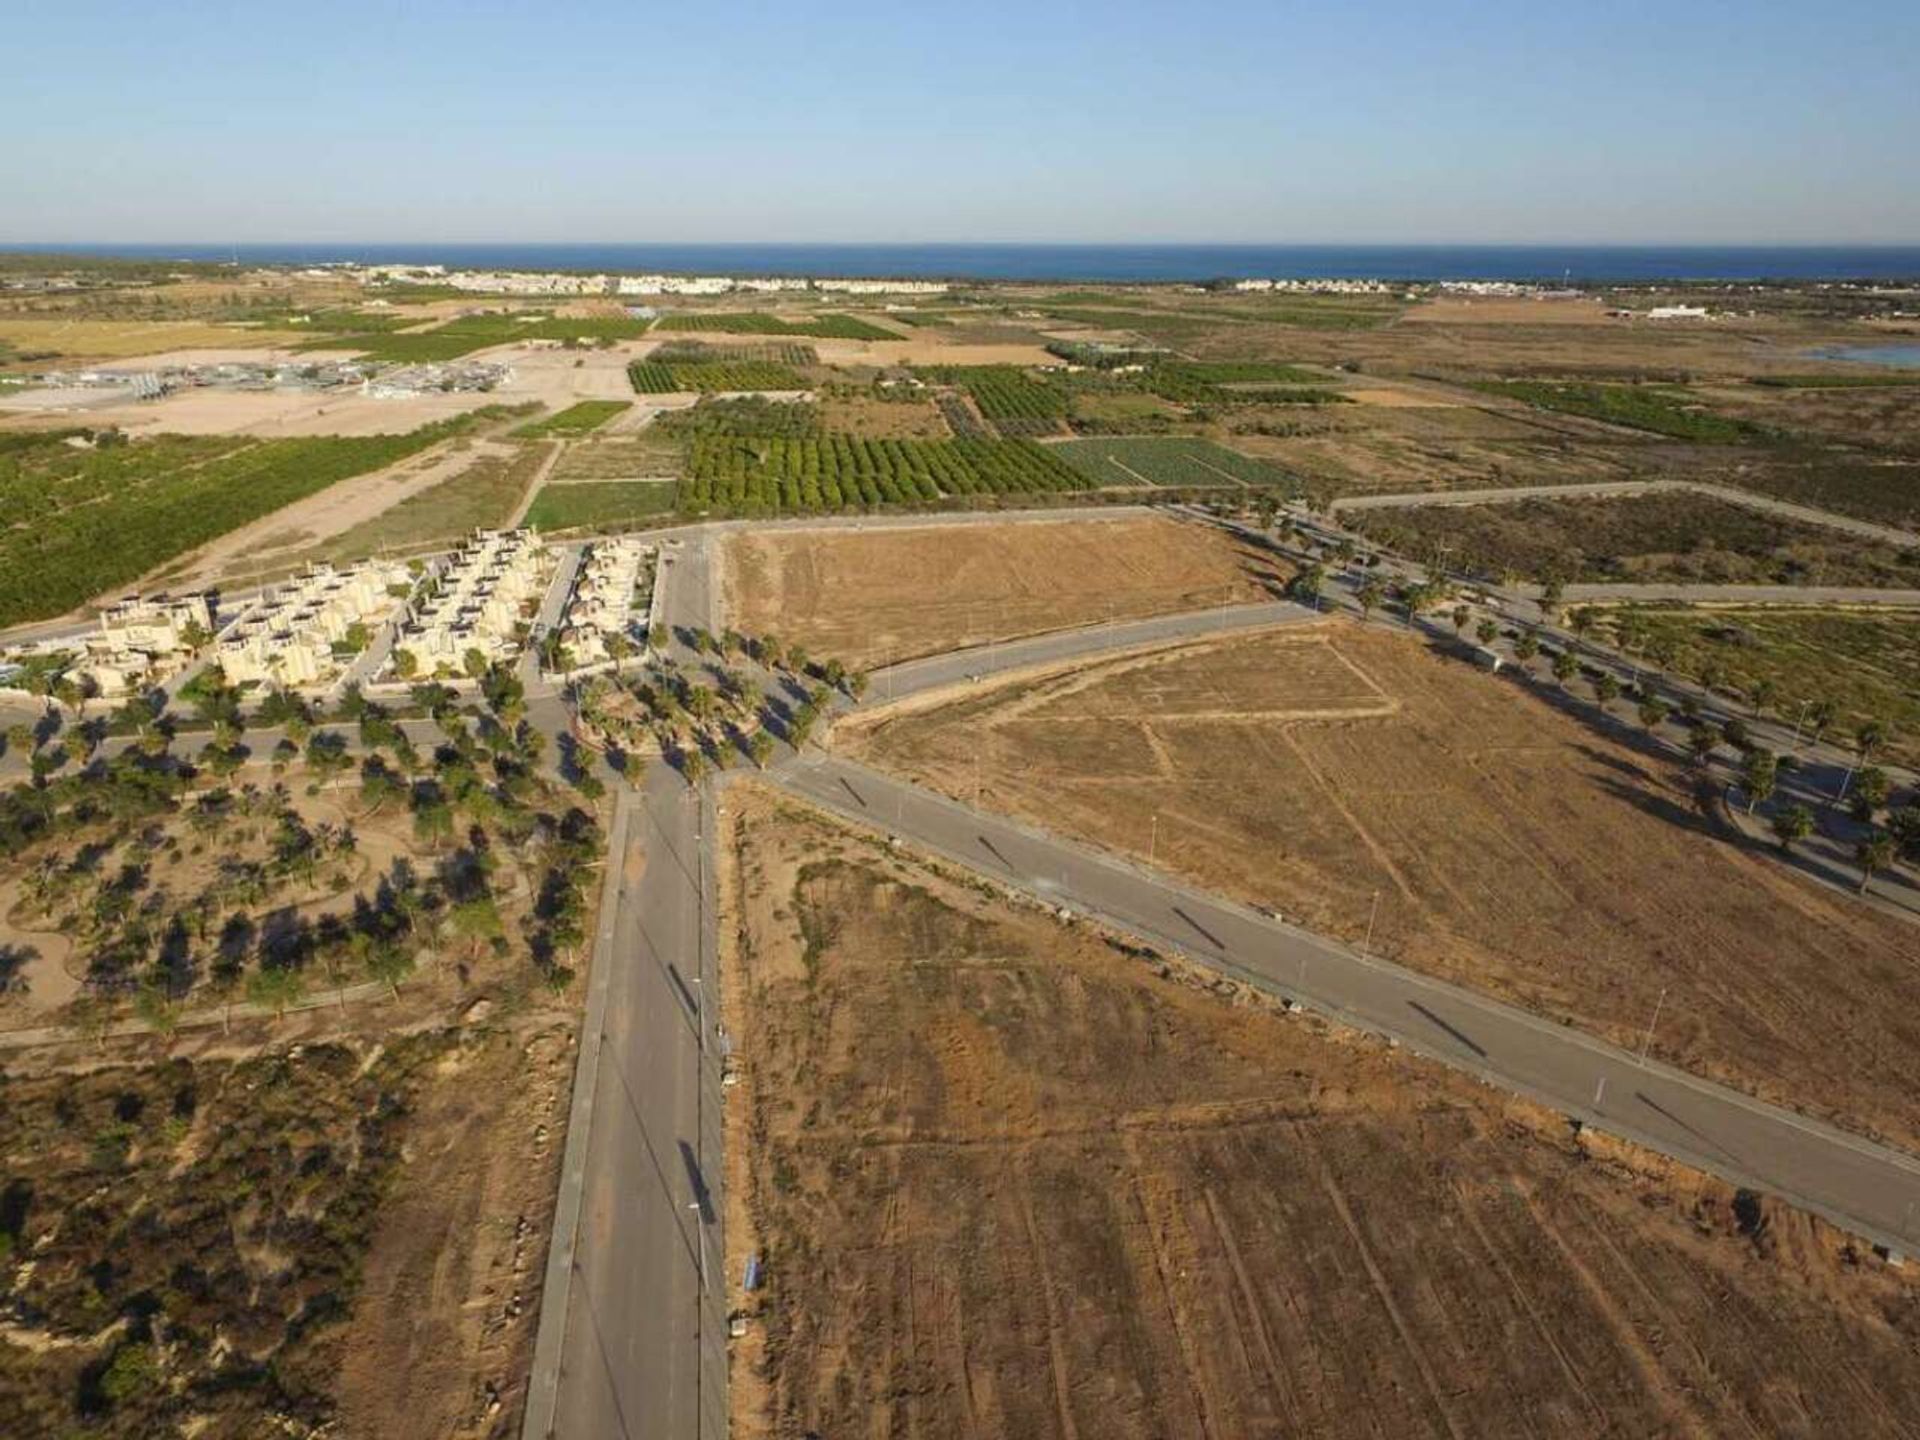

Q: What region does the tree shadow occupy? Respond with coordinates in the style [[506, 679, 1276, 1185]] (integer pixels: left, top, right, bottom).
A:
[[0, 942, 38, 996]]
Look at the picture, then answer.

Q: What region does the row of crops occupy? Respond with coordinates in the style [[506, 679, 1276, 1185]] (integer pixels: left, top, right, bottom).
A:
[[654, 312, 896, 340], [649, 340, 817, 367], [934, 365, 1068, 436], [655, 396, 821, 438], [1048, 437, 1294, 489], [676, 435, 1091, 514], [0, 413, 505, 626], [511, 400, 631, 438], [627, 359, 808, 394]]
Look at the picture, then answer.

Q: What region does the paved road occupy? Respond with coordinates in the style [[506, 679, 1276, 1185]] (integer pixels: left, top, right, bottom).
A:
[[774, 752, 1920, 1258], [530, 533, 727, 1440], [1328, 478, 1920, 547]]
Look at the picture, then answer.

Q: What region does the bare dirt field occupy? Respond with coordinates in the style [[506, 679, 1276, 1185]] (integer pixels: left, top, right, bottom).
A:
[[1401, 296, 1621, 326], [719, 789, 1920, 1440], [719, 515, 1286, 670], [11, 385, 502, 439], [811, 336, 1062, 368], [818, 392, 952, 437], [843, 621, 1920, 1152]]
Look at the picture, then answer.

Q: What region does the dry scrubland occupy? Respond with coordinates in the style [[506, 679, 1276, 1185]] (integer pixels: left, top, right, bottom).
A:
[[844, 621, 1920, 1151], [719, 516, 1285, 670], [720, 792, 1920, 1440], [0, 1022, 572, 1439]]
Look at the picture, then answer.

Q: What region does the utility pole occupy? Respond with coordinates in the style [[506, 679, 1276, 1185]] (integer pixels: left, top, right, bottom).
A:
[[1148, 812, 1158, 867], [1638, 986, 1668, 1066], [1363, 888, 1381, 955]]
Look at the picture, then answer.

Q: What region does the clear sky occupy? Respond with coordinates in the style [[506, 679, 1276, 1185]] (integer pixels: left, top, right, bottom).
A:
[[3, 0, 1916, 245]]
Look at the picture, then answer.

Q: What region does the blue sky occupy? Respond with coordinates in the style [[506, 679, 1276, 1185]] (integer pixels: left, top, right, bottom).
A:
[[3, 0, 1916, 244]]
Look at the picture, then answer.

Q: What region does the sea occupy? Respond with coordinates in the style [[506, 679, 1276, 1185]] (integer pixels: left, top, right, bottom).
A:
[[13, 242, 1920, 285]]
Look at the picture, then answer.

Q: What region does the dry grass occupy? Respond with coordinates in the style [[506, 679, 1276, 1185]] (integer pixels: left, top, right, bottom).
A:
[[719, 515, 1286, 669], [720, 789, 1920, 1440], [844, 620, 1920, 1152]]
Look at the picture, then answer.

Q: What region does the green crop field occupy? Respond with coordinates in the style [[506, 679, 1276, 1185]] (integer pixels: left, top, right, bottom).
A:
[[305, 313, 652, 362], [654, 312, 896, 340], [627, 359, 808, 394], [511, 400, 631, 437], [1474, 380, 1758, 442], [677, 435, 1091, 515], [936, 366, 1066, 435], [648, 340, 816, 367], [1049, 437, 1294, 489], [0, 413, 507, 626], [655, 396, 821, 439], [526, 480, 679, 531]]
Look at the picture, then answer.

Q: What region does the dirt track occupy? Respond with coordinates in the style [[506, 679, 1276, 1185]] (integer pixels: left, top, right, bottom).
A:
[[844, 620, 1920, 1154], [719, 791, 1920, 1439]]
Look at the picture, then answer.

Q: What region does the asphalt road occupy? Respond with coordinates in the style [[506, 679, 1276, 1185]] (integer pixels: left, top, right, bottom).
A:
[[530, 534, 728, 1440], [774, 752, 1920, 1258]]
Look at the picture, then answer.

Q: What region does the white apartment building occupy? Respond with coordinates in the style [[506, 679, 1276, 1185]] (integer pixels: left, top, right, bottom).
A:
[[215, 560, 411, 689], [556, 539, 654, 666], [392, 529, 548, 677], [616, 275, 734, 296]]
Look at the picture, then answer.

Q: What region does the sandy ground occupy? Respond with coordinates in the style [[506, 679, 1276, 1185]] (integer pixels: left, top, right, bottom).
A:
[[844, 620, 1920, 1154], [719, 515, 1284, 670], [0, 385, 502, 438], [719, 789, 1920, 1439], [811, 336, 1062, 367], [0, 318, 305, 358]]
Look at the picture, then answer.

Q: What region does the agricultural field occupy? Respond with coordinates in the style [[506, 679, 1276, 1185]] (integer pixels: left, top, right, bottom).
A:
[[1602, 605, 1920, 768], [1049, 435, 1295, 489], [654, 311, 896, 340], [550, 433, 685, 480], [0, 1025, 573, 1440], [677, 435, 1091, 516], [817, 388, 951, 439], [299, 440, 554, 564], [525, 479, 677, 531], [0, 415, 500, 626], [719, 515, 1281, 668], [1472, 380, 1759, 442], [843, 622, 1920, 1150], [627, 358, 808, 394], [720, 791, 1920, 1440], [654, 395, 820, 440], [304, 312, 651, 363], [1346, 491, 1920, 587], [935, 365, 1068, 436], [510, 399, 631, 437]]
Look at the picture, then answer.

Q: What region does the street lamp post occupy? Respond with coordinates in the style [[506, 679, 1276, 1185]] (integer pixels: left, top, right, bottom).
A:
[[1148, 813, 1158, 867], [1639, 986, 1668, 1066], [1363, 889, 1381, 955]]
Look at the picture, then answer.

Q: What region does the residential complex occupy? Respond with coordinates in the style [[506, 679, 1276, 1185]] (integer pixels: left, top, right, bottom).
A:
[[555, 539, 655, 667], [215, 561, 412, 689], [391, 529, 549, 678]]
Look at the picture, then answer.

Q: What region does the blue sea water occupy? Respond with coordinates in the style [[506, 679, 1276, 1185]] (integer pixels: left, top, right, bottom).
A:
[[12, 242, 1920, 284]]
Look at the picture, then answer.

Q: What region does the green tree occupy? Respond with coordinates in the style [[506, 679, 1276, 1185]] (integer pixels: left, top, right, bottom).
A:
[[1637, 697, 1671, 732], [246, 964, 306, 1020], [1475, 618, 1498, 646], [1742, 748, 1778, 814], [1289, 563, 1326, 608], [1551, 650, 1578, 687], [1594, 672, 1620, 710], [1856, 832, 1896, 894], [749, 732, 775, 770], [1451, 604, 1470, 636], [1770, 802, 1814, 853], [1356, 577, 1385, 624], [1850, 766, 1890, 822]]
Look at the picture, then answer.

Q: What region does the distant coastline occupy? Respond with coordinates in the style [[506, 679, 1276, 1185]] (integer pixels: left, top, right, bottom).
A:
[[10, 242, 1920, 285]]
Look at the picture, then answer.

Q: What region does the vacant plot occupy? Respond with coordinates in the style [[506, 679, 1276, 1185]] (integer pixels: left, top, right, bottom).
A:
[[1349, 490, 1920, 587], [846, 622, 1920, 1150], [721, 791, 1920, 1440], [1473, 380, 1758, 442], [298, 440, 554, 564], [0, 1024, 571, 1439], [720, 515, 1284, 669], [0, 318, 304, 361], [818, 392, 951, 438], [525, 479, 677, 531], [1050, 436, 1295, 489], [550, 433, 684, 480], [511, 400, 630, 438], [1612, 605, 1920, 768]]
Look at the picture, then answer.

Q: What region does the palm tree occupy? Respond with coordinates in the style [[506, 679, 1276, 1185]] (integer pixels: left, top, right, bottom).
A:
[[1856, 832, 1896, 894], [1594, 672, 1621, 711], [1770, 803, 1814, 853], [1356, 577, 1385, 624], [1743, 749, 1778, 814], [1475, 619, 1498, 646], [1638, 697, 1671, 732]]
